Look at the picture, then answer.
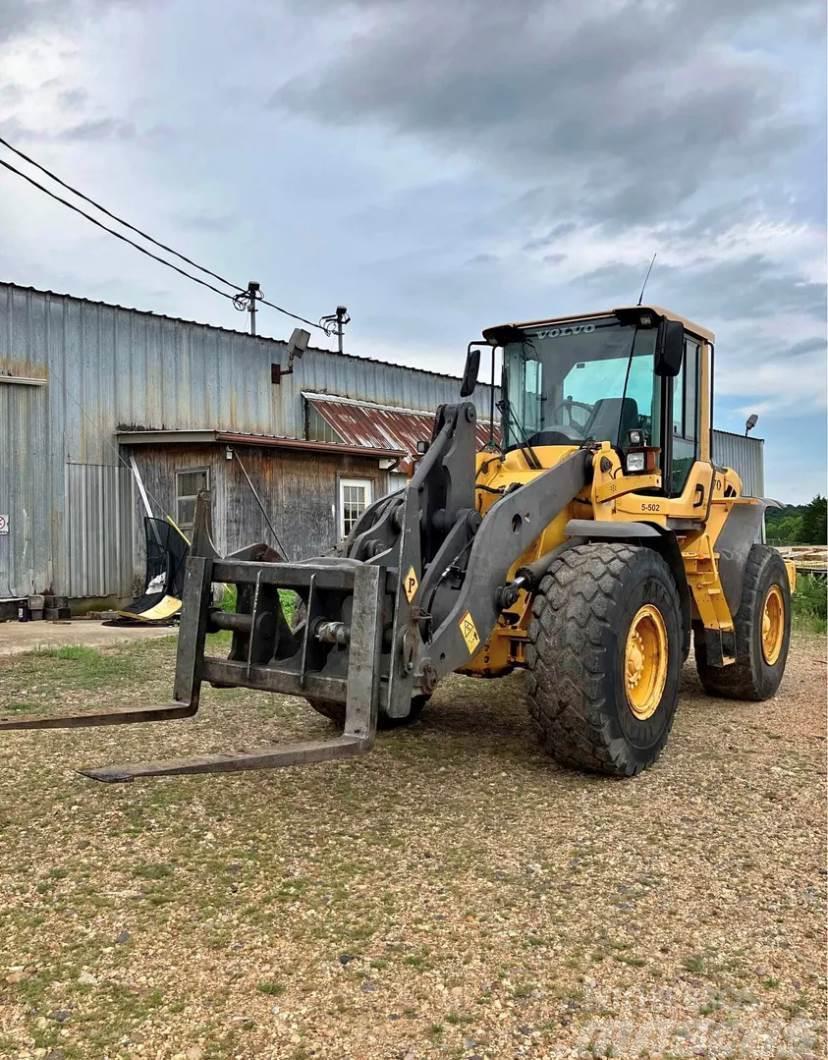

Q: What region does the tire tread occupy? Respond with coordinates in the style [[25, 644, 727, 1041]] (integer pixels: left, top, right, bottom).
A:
[[527, 543, 681, 777]]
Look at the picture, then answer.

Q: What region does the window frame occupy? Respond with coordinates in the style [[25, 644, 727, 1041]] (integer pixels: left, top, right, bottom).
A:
[[666, 338, 701, 496], [175, 466, 210, 531], [338, 476, 373, 539]]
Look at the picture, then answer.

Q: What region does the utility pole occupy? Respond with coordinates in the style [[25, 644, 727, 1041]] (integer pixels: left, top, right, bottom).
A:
[[233, 281, 261, 335], [247, 281, 260, 335], [320, 305, 351, 353], [335, 305, 350, 354]]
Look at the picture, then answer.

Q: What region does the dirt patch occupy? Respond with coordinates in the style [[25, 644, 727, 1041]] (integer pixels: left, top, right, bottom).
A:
[[0, 634, 825, 1059], [0, 620, 174, 657]]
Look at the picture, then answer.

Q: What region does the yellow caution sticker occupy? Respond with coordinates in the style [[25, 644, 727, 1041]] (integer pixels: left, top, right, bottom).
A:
[[459, 610, 480, 655], [403, 566, 419, 603]]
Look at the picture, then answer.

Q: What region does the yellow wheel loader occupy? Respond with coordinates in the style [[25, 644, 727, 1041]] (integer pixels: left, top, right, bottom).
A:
[[1, 306, 795, 781]]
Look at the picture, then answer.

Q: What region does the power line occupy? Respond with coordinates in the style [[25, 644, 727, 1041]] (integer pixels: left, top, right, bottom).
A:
[[258, 292, 325, 331], [0, 134, 242, 294], [0, 139, 326, 332], [0, 157, 237, 302]]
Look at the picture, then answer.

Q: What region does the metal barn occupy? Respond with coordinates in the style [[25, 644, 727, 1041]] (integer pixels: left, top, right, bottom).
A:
[[0, 282, 764, 606]]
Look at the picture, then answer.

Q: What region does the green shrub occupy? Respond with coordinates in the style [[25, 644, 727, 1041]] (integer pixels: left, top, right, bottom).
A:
[[793, 574, 827, 634], [219, 582, 297, 625]]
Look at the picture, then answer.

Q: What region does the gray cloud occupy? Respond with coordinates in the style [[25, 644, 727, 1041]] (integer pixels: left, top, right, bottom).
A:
[[0, 0, 158, 44], [523, 222, 576, 252], [0, 82, 23, 106], [0, 0, 63, 43], [273, 0, 821, 229], [174, 209, 238, 233], [574, 254, 826, 321], [58, 87, 88, 109], [1, 115, 140, 141]]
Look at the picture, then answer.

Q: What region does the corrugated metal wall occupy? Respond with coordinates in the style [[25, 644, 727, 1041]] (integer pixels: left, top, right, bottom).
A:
[[712, 430, 764, 498], [65, 463, 134, 598], [0, 283, 495, 599], [0, 377, 50, 596], [0, 283, 494, 454]]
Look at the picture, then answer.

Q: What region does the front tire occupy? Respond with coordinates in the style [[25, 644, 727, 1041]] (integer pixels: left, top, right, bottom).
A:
[[695, 544, 791, 700], [526, 543, 682, 777]]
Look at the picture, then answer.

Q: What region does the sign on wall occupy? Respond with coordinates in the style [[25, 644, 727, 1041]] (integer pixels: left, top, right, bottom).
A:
[[0, 514, 8, 535]]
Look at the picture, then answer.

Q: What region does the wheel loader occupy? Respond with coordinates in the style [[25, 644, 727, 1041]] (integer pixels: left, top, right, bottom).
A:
[[1, 305, 796, 781]]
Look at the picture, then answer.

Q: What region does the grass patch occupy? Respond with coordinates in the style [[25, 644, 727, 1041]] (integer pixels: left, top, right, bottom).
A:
[[792, 573, 827, 634], [11, 639, 162, 697], [256, 979, 286, 996], [132, 862, 174, 880], [33, 644, 99, 660]]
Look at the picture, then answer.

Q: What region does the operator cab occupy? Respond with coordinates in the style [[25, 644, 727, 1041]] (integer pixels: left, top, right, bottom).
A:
[[480, 306, 714, 498]]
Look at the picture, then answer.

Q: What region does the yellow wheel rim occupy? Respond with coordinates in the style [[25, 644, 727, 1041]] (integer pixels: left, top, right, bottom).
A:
[[761, 584, 785, 665], [625, 604, 669, 720]]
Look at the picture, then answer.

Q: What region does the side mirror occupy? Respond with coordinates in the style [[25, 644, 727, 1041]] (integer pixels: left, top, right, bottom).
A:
[[460, 346, 480, 397], [655, 319, 684, 377]]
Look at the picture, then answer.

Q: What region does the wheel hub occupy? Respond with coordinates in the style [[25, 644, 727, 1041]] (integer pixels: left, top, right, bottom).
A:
[[761, 584, 785, 665], [624, 604, 668, 720]]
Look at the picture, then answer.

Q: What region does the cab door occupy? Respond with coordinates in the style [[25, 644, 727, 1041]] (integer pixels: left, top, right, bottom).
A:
[[669, 337, 701, 495]]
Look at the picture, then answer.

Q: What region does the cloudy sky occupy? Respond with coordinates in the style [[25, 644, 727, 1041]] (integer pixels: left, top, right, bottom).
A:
[[0, 0, 825, 501]]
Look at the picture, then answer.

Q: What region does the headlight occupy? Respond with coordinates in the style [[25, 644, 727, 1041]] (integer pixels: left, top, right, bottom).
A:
[[626, 451, 646, 473]]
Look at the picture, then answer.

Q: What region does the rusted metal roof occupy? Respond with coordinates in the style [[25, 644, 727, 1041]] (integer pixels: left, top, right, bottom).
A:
[[116, 427, 406, 461], [304, 393, 497, 472]]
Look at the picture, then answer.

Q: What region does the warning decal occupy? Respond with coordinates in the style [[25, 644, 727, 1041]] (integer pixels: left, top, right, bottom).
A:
[[459, 610, 480, 655], [403, 566, 419, 603]]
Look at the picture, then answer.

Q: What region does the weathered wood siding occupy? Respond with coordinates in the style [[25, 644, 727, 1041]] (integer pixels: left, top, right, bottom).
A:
[[128, 444, 388, 579]]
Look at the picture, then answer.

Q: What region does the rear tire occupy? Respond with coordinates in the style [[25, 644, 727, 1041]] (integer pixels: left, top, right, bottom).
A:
[[305, 695, 429, 729], [695, 544, 791, 700], [526, 543, 682, 777]]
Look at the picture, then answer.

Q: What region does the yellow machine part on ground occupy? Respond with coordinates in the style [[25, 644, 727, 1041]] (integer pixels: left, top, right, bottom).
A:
[[116, 593, 182, 624]]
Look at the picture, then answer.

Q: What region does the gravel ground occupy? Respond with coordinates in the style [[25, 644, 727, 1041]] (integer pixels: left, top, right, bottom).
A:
[[0, 634, 824, 1060]]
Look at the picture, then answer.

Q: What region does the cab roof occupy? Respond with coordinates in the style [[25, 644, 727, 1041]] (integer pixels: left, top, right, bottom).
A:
[[482, 305, 715, 344]]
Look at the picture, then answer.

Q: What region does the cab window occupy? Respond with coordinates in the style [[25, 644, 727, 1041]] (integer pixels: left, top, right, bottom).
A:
[[670, 339, 700, 494]]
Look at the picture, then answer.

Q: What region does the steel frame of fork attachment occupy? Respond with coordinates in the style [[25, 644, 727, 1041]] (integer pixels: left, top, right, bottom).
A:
[[0, 553, 385, 784]]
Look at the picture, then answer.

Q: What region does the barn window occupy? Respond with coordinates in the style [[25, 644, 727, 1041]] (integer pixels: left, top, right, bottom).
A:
[[306, 402, 345, 444], [176, 467, 209, 530], [339, 478, 372, 538]]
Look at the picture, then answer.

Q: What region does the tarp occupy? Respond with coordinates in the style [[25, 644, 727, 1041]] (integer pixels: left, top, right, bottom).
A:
[[113, 518, 189, 625]]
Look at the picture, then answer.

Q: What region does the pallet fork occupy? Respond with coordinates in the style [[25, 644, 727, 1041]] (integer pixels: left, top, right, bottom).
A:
[[0, 499, 386, 782]]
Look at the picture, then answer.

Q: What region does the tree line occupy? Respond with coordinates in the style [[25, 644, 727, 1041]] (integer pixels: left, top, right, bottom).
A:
[[765, 496, 828, 546]]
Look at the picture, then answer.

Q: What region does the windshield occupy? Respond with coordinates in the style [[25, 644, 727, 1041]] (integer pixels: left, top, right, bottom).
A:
[[501, 318, 660, 449]]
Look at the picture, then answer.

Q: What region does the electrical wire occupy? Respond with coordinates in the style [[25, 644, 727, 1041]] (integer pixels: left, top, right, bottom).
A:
[[257, 293, 324, 332], [0, 139, 326, 332], [0, 157, 237, 302], [0, 134, 243, 294]]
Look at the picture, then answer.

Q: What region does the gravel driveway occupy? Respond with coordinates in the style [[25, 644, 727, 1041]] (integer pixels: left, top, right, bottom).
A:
[[0, 634, 824, 1059]]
